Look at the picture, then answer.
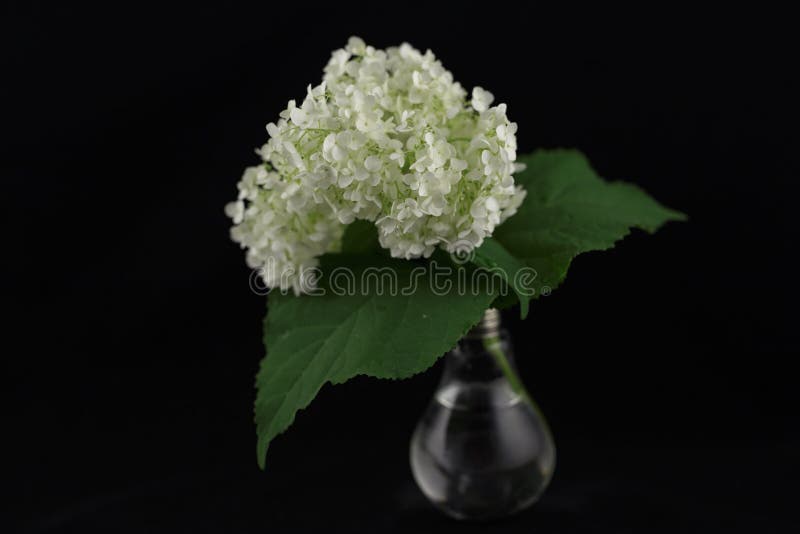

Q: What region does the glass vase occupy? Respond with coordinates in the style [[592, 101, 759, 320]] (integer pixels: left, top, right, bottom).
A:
[[409, 308, 556, 520]]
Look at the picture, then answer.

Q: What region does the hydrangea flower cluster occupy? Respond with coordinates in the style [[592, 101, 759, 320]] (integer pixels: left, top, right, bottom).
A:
[[227, 37, 526, 293]]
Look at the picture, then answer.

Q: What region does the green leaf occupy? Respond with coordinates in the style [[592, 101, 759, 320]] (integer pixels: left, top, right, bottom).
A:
[[255, 257, 496, 468], [473, 237, 534, 319], [339, 219, 381, 255], [488, 149, 686, 302], [489, 291, 521, 312]]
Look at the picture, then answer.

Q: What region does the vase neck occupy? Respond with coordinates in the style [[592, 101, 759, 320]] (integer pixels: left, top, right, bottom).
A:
[[442, 309, 515, 384], [465, 308, 502, 338]]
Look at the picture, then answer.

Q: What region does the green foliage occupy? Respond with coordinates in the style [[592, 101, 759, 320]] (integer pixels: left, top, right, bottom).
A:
[[473, 237, 534, 319], [255, 257, 496, 468], [254, 149, 685, 468], [488, 149, 686, 307], [338, 219, 381, 255]]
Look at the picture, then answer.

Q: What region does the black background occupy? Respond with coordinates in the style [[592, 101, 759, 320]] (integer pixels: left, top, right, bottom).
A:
[[4, 3, 798, 533]]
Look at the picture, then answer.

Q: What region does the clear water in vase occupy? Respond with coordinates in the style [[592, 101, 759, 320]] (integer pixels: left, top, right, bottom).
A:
[[410, 309, 556, 520]]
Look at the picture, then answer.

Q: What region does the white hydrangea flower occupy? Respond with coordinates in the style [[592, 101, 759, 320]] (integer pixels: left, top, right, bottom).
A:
[[471, 87, 494, 113], [228, 37, 526, 293]]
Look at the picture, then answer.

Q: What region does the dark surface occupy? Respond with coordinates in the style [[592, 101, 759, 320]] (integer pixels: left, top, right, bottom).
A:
[[4, 3, 798, 533]]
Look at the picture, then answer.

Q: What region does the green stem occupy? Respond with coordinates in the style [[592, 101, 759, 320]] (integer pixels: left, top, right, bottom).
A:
[[482, 335, 532, 405]]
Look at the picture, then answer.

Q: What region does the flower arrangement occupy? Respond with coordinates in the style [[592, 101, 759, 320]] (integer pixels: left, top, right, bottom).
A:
[[227, 37, 525, 294], [227, 37, 685, 468]]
